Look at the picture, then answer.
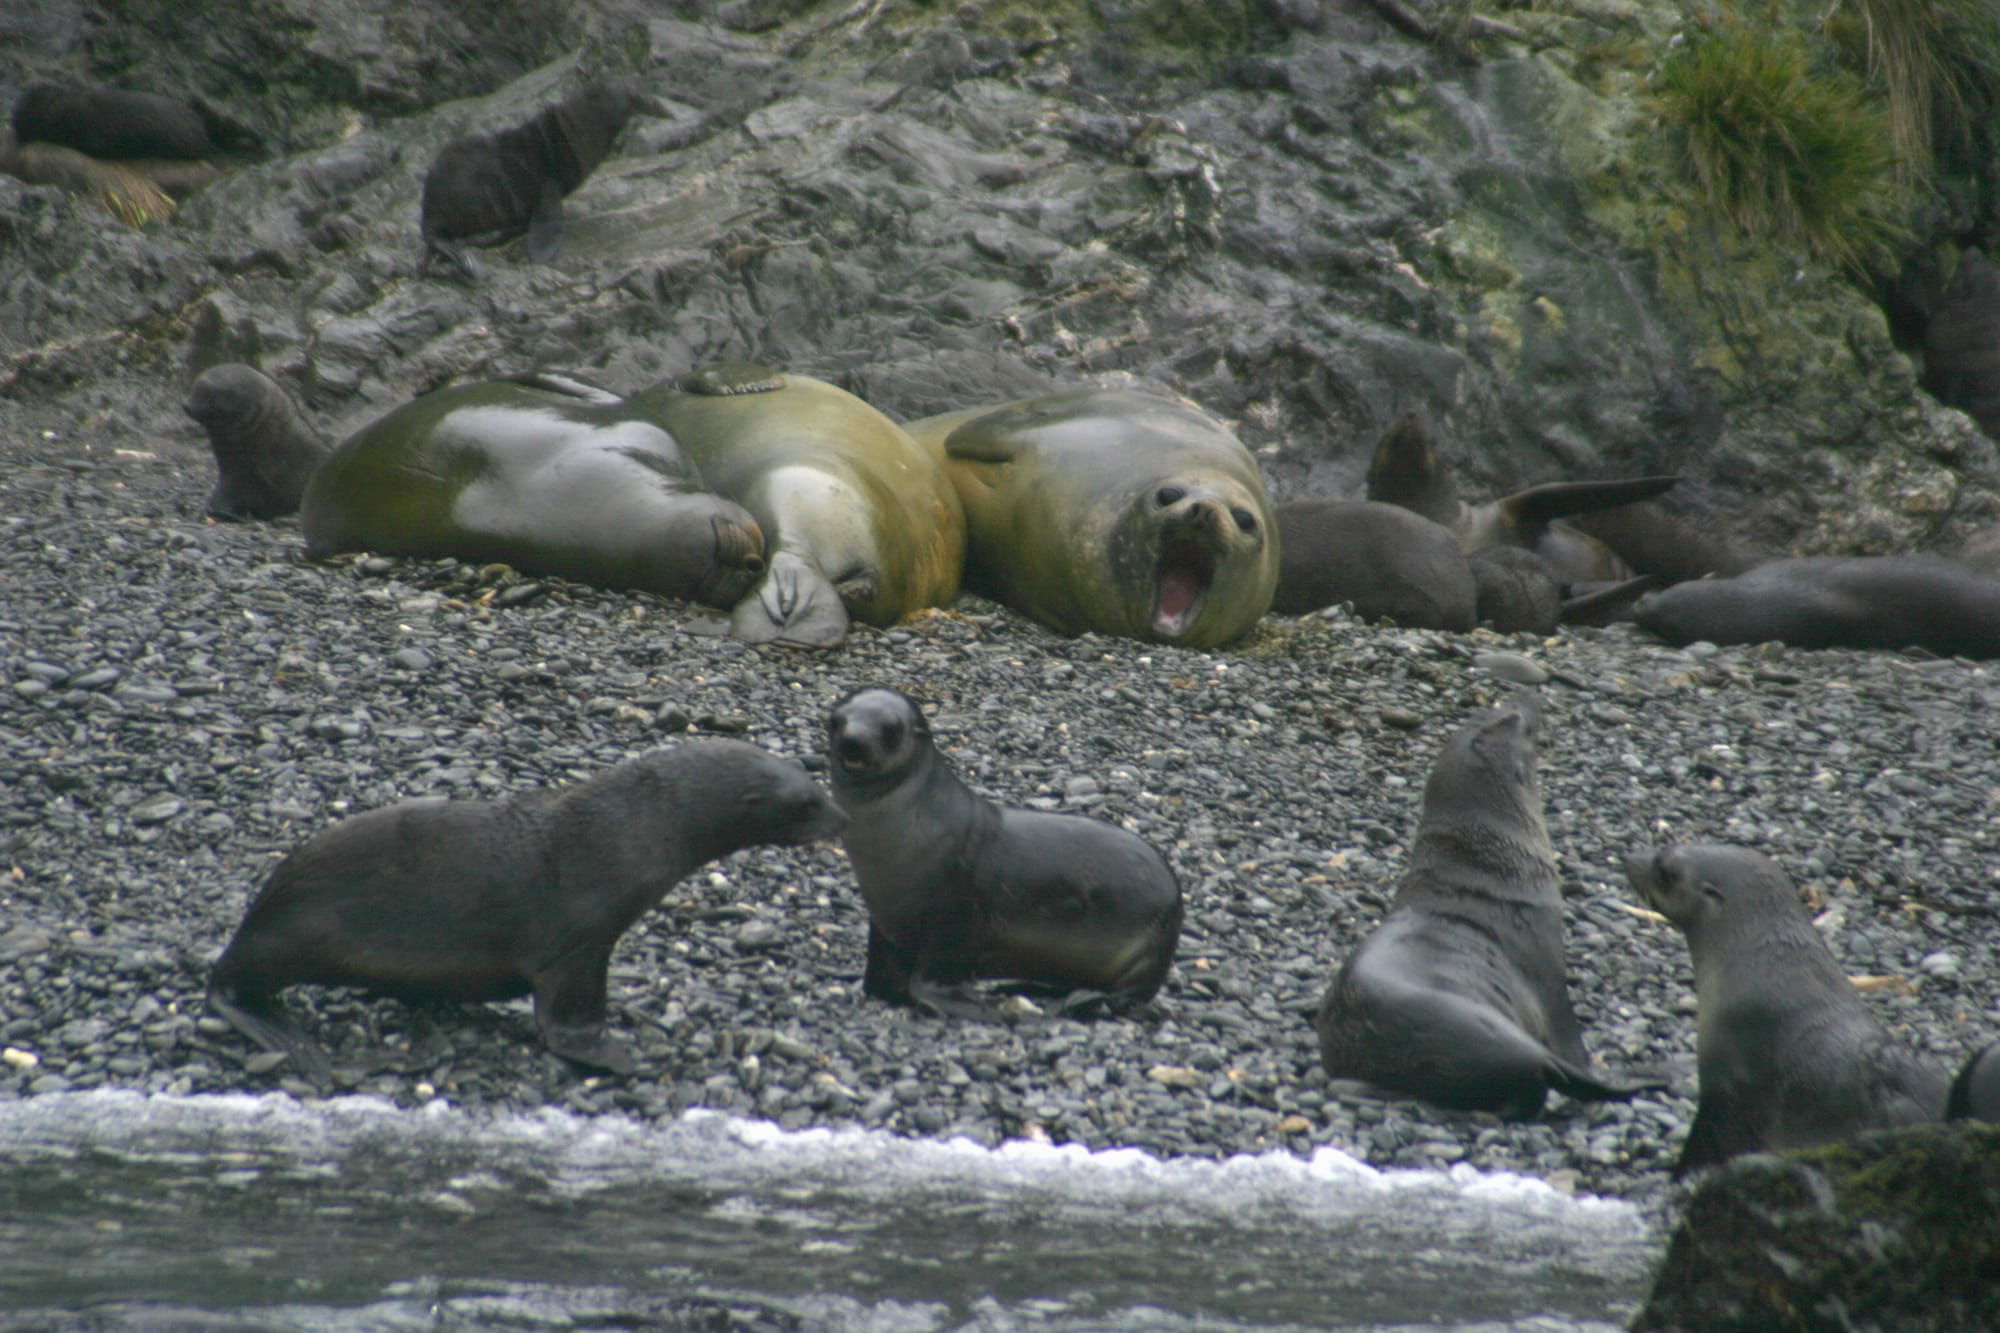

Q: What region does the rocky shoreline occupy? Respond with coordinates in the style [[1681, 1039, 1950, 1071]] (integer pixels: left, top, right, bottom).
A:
[[4, 436, 1996, 1211]]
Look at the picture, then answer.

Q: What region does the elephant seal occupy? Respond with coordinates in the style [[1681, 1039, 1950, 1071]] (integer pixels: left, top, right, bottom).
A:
[[1625, 843, 1949, 1174], [628, 366, 965, 646], [301, 374, 767, 609], [1316, 691, 1658, 1116], [1364, 410, 1682, 583], [10, 83, 216, 161], [906, 387, 1278, 648], [1948, 1040, 2000, 1122], [207, 739, 847, 1083], [825, 686, 1182, 1018], [1273, 499, 1476, 630], [421, 78, 647, 280], [1630, 556, 2000, 658], [185, 364, 331, 521]]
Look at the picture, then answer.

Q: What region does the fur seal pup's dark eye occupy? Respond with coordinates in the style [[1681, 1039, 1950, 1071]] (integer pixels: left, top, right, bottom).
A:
[[1231, 507, 1258, 533], [1156, 486, 1186, 507]]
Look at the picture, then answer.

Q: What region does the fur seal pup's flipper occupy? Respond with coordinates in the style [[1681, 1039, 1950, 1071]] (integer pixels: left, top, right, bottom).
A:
[[1492, 477, 1680, 543], [1558, 573, 1659, 626], [204, 979, 335, 1089]]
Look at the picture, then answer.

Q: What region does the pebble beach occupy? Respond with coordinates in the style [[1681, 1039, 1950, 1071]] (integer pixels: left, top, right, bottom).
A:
[[4, 433, 1997, 1212]]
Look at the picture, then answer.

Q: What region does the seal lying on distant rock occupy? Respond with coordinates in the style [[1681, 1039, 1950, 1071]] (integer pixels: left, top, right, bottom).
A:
[[906, 387, 1278, 648], [1273, 499, 1476, 630], [1947, 1039, 2000, 1122], [1364, 410, 1683, 583], [10, 83, 217, 162], [421, 78, 648, 280], [1625, 843, 1949, 1174], [207, 739, 847, 1083], [629, 365, 965, 646], [1316, 691, 1658, 1116], [825, 686, 1182, 1018], [184, 364, 331, 521], [1630, 556, 2000, 659], [301, 373, 768, 609]]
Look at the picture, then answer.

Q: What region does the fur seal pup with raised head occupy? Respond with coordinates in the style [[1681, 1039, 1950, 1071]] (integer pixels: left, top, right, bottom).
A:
[[1364, 409, 1683, 584], [302, 373, 767, 609], [1948, 1040, 2000, 1122], [825, 686, 1183, 1018], [1625, 843, 1949, 1174], [185, 364, 331, 521], [1630, 556, 2000, 659], [421, 78, 648, 280], [208, 739, 847, 1084], [906, 387, 1279, 648], [629, 365, 965, 646], [1316, 691, 1658, 1116]]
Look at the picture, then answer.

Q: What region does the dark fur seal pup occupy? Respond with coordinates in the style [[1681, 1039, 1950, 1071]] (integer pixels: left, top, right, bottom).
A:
[[906, 387, 1279, 648], [1467, 546, 1561, 634], [825, 686, 1182, 1018], [185, 364, 331, 521], [421, 78, 647, 280], [1316, 692, 1658, 1116], [1630, 556, 2000, 659], [208, 739, 847, 1084], [1625, 843, 1949, 1174], [10, 83, 215, 161], [1273, 499, 1476, 630], [1948, 1040, 2000, 1122], [1364, 410, 1682, 583], [1922, 249, 2000, 439]]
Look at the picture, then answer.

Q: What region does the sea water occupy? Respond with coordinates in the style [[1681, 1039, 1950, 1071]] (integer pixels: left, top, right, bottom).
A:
[[0, 1092, 1659, 1330]]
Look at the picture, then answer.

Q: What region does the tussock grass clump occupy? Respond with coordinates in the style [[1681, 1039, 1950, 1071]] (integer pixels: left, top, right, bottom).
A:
[[1652, 9, 1905, 272]]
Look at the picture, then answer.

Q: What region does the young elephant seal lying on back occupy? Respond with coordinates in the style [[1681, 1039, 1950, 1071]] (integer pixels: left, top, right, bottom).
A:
[[1316, 691, 1661, 1117], [1626, 843, 1949, 1174], [825, 685, 1182, 1018], [208, 739, 846, 1085]]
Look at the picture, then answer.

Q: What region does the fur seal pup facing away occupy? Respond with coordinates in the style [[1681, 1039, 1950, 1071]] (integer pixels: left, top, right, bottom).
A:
[[1625, 843, 1949, 1174], [1630, 556, 2000, 659], [208, 739, 847, 1084], [1316, 692, 1658, 1116], [825, 686, 1183, 1018], [1948, 1040, 2000, 1122], [906, 387, 1279, 648], [1273, 499, 1477, 630], [184, 364, 331, 521], [301, 374, 768, 610], [629, 366, 965, 646], [421, 78, 647, 280]]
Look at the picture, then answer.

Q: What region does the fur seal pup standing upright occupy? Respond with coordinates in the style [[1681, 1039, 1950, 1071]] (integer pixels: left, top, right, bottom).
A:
[[184, 364, 331, 521], [1630, 556, 2000, 659], [208, 739, 847, 1084], [630, 366, 965, 646], [906, 387, 1279, 648], [825, 686, 1183, 1018], [1948, 1040, 2000, 1122], [1625, 843, 1949, 1174], [301, 374, 768, 609], [1316, 692, 1657, 1116], [421, 78, 648, 280]]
